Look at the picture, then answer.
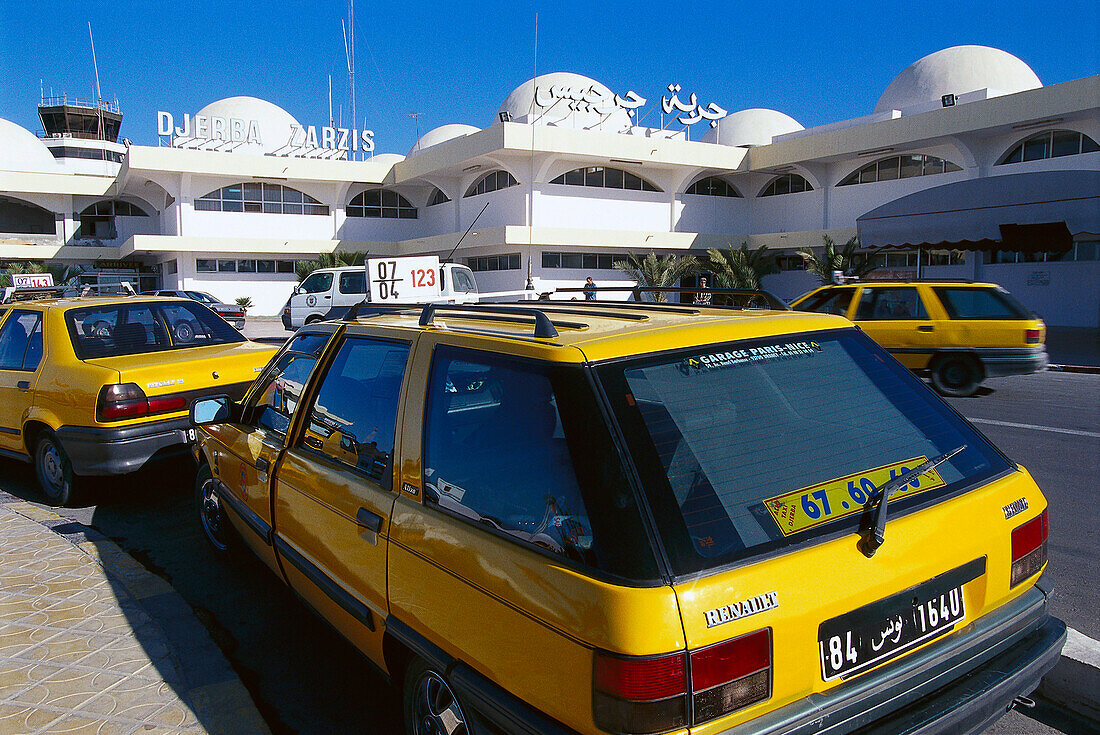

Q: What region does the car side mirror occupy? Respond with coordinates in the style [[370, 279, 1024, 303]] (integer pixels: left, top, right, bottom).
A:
[[190, 395, 235, 426]]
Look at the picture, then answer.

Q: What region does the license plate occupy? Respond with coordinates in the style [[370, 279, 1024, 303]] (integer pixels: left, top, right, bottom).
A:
[[186, 428, 197, 443], [819, 583, 967, 681]]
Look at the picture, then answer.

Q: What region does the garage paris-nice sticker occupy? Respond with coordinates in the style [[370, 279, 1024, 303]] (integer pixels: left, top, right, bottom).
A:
[[678, 340, 822, 375]]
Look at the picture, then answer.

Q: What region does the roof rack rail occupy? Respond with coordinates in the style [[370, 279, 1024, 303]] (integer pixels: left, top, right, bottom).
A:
[[418, 304, 568, 338], [1, 286, 67, 304], [550, 286, 790, 310], [341, 300, 424, 322], [505, 303, 652, 321]]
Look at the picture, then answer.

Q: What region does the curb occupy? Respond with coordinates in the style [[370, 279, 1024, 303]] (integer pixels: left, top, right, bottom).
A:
[[0, 496, 271, 735], [1047, 364, 1100, 375], [1039, 628, 1100, 723]]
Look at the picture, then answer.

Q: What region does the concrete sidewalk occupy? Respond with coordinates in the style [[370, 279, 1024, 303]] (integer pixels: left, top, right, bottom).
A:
[[1045, 327, 1100, 370], [0, 497, 268, 735]]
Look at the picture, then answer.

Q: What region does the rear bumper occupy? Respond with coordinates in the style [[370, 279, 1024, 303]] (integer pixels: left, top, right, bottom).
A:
[[720, 583, 1065, 735], [56, 417, 193, 476], [978, 347, 1048, 378]]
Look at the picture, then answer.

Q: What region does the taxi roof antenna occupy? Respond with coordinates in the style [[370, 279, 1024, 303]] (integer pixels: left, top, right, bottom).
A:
[[443, 201, 489, 264]]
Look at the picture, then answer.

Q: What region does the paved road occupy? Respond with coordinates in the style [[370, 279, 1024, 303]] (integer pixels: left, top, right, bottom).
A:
[[0, 369, 1095, 734]]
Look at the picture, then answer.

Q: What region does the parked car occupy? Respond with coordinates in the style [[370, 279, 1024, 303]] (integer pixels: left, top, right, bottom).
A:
[[791, 280, 1047, 396], [0, 292, 276, 504], [143, 290, 247, 330], [191, 300, 1063, 735]]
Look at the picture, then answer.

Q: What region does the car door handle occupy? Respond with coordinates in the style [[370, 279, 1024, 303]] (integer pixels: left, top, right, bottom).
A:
[[16, 381, 30, 391], [256, 456, 270, 472], [356, 508, 383, 533], [918, 325, 934, 332]]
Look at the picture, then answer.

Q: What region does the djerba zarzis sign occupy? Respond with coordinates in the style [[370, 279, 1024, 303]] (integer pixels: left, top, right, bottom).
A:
[[156, 111, 374, 154]]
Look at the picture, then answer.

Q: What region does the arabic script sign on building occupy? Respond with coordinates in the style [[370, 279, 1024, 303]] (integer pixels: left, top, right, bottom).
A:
[[528, 83, 728, 129]]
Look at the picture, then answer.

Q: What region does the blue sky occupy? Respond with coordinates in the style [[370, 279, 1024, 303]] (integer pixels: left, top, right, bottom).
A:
[[1, 0, 1096, 155]]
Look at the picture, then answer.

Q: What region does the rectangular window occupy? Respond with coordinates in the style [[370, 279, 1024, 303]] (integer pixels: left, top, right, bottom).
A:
[[1051, 131, 1080, 158], [542, 252, 561, 268], [257, 260, 276, 273], [877, 158, 900, 181], [194, 200, 219, 212], [855, 287, 928, 320], [899, 155, 923, 179], [237, 259, 256, 273], [196, 259, 217, 273], [1023, 133, 1051, 162], [217, 260, 237, 272], [561, 253, 583, 269], [277, 260, 295, 273]]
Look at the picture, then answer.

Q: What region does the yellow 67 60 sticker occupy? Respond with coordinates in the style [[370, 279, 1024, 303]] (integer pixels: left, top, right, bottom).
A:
[[764, 456, 946, 537]]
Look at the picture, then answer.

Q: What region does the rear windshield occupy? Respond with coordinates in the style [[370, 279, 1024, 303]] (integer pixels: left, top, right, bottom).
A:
[[933, 287, 1031, 319], [597, 329, 1012, 576], [66, 300, 245, 359]]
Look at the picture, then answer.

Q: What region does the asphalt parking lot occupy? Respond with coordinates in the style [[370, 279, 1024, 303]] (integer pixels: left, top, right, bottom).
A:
[[0, 368, 1096, 734]]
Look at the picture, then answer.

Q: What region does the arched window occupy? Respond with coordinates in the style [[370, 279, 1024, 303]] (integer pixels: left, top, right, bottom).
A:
[[0, 196, 54, 235], [428, 188, 451, 206], [997, 129, 1099, 165], [550, 166, 660, 192], [685, 176, 742, 197], [347, 189, 417, 219], [838, 155, 962, 186], [76, 200, 149, 240], [464, 170, 519, 197], [758, 174, 813, 197], [194, 183, 329, 215]]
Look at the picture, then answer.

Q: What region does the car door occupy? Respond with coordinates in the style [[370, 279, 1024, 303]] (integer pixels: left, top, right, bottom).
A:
[[852, 286, 938, 369], [202, 331, 330, 570], [0, 308, 45, 456], [272, 328, 413, 665]]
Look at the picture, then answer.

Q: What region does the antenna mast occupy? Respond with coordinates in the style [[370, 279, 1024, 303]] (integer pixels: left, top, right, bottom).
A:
[[347, 0, 356, 150], [88, 22, 102, 102]]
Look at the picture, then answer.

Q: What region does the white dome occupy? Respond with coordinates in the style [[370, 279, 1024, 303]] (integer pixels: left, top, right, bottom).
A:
[[0, 117, 60, 172], [496, 72, 633, 132], [186, 96, 302, 154], [408, 124, 480, 156], [875, 46, 1041, 113], [700, 108, 804, 147]]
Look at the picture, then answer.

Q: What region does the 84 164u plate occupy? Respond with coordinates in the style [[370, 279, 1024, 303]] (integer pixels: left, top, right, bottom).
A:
[[818, 557, 985, 681]]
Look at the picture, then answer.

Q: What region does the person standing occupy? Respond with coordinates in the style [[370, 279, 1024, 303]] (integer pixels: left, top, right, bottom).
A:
[[694, 276, 712, 305], [583, 276, 597, 301]]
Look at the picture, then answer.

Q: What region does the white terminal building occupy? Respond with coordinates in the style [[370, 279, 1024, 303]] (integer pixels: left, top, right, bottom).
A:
[[1, 45, 1097, 324]]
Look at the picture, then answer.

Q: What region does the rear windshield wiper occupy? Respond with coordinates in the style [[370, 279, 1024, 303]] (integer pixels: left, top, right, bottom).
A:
[[859, 445, 967, 558]]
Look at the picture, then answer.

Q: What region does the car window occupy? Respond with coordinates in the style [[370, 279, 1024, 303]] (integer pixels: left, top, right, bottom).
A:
[[299, 272, 333, 294], [933, 287, 1030, 319], [245, 332, 329, 438], [185, 291, 218, 304], [422, 346, 657, 579], [299, 337, 409, 481], [855, 287, 928, 320], [795, 288, 854, 316], [0, 310, 43, 371], [597, 331, 1010, 575], [338, 271, 367, 295], [451, 269, 477, 293], [66, 301, 244, 359]]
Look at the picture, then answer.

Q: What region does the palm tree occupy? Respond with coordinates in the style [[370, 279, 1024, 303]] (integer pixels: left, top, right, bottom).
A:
[[706, 243, 779, 290], [295, 250, 368, 281], [796, 235, 877, 284], [0, 261, 47, 288], [612, 252, 699, 302]]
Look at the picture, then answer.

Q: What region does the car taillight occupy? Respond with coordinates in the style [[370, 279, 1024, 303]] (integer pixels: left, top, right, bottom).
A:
[[1025, 328, 1042, 344], [690, 629, 771, 722], [594, 652, 687, 734], [97, 384, 189, 422], [1011, 509, 1048, 587], [96, 383, 148, 421], [593, 629, 772, 734]]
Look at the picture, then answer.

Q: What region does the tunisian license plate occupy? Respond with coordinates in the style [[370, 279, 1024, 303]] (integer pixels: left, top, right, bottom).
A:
[[819, 580, 967, 681]]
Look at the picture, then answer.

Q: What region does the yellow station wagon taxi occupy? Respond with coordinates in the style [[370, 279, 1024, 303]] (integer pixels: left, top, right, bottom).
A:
[[791, 281, 1047, 396], [0, 291, 276, 504], [191, 300, 1064, 735]]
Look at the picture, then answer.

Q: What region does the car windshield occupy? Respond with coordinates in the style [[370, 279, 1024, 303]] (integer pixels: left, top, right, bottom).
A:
[[66, 300, 245, 359], [596, 329, 1011, 576], [186, 291, 219, 304]]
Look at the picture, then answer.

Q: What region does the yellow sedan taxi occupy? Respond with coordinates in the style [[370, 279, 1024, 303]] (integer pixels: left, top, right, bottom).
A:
[[0, 292, 275, 504], [191, 300, 1063, 735], [792, 281, 1047, 396]]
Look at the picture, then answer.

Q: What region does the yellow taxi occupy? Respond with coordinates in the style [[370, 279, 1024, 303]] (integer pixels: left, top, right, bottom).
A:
[[791, 281, 1047, 396], [0, 291, 276, 504], [191, 300, 1064, 735]]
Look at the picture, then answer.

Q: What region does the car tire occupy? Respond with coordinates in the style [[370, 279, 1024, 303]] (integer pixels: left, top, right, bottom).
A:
[[304, 315, 323, 325], [34, 430, 78, 506], [931, 355, 981, 397], [175, 320, 196, 343], [196, 463, 233, 553], [403, 658, 471, 735]]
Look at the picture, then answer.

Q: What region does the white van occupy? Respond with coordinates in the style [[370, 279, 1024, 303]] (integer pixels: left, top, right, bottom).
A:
[[281, 259, 480, 330]]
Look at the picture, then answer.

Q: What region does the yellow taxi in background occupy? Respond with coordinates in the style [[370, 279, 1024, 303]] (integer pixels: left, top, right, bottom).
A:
[[191, 299, 1063, 735], [0, 291, 276, 504], [791, 281, 1047, 396]]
